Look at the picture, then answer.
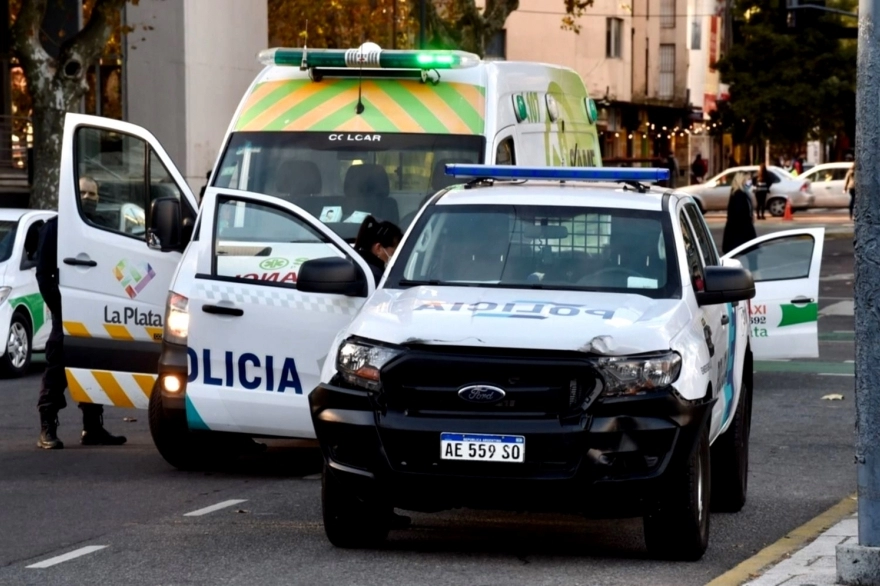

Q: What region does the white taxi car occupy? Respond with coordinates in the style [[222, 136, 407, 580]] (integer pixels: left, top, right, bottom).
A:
[[0, 209, 56, 377]]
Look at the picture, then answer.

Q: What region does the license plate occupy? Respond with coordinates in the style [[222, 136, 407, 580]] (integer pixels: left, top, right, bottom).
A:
[[440, 432, 525, 463]]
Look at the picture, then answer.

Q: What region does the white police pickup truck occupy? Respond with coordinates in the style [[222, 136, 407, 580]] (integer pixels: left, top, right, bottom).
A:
[[56, 112, 822, 559]]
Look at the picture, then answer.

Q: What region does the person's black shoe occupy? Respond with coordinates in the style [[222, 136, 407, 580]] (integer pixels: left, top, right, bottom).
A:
[[81, 425, 127, 446], [389, 511, 412, 530], [37, 414, 63, 450]]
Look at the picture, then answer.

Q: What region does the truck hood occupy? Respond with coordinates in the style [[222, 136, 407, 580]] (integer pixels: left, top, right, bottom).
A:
[[346, 286, 690, 355]]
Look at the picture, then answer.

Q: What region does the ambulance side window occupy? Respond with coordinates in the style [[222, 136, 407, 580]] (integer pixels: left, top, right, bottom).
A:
[[212, 196, 349, 288], [496, 137, 516, 165], [680, 214, 705, 292]]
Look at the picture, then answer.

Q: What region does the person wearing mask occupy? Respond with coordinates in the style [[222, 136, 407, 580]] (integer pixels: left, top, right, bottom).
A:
[[754, 164, 771, 220], [354, 215, 403, 285], [36, 177, 127, 449], [844, 161, 856, 221], [722, 172, 757, 255]]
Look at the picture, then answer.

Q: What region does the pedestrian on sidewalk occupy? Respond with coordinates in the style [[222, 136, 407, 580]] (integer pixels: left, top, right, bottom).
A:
[[35, 178, 127, 450], [754, 164, 771, 220], [691, 153, 707, 184], [844, 161, 856, 221], [722, 172, 757, 255]]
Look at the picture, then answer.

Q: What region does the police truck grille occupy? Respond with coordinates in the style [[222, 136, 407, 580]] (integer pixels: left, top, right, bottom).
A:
[[381, 347, 599, 417]]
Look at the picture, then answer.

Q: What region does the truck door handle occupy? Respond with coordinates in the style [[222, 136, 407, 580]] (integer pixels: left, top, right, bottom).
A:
[[63, 257, 97, 267], [202, 304, 244, 317], [721, 314, 730, 325], [790, 296, 814, 305]]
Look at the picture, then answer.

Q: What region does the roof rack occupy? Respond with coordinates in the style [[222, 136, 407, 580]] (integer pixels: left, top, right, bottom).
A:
[[444, 164, 670, 184]]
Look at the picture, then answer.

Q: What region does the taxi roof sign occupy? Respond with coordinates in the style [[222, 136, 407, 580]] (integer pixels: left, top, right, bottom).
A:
[[444, 165, 671, 183]]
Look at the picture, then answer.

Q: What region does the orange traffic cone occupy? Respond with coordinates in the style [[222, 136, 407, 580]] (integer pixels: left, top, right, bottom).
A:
[[783, 199, 793, 221]]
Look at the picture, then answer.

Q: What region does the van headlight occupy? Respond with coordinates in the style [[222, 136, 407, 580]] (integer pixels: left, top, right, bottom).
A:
[[337, 338, 405, 391], [163, 292, 189, 345], [595, 351, 682, 398]]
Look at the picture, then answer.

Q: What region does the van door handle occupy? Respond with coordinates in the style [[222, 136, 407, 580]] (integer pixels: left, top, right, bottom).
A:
[[202, 304, 244, 317], [63, 257, 97, 267], [790, 296, 814, 305]]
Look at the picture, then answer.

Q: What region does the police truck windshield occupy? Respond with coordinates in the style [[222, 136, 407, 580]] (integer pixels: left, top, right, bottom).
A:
[[388, 205, 681, 298], [213, 132, 484, 239]]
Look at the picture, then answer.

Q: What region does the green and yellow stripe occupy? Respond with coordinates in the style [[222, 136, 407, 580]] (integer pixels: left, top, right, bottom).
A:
[[235, 78, 486, 135]]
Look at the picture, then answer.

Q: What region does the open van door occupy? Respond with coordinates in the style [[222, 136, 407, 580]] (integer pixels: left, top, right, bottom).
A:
[[722, 228, 824, 359], [58, 114, 198, 409]]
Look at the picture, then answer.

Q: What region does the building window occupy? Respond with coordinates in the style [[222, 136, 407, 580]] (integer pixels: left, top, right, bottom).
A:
[[661, 0, 676, 28], [486, 30, 506, 60], [659, 44, 675, 99], [691, 19, 702, 49], [606, 18, 623, 58]]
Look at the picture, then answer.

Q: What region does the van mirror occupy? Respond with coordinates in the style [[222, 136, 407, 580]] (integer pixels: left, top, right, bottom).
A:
[[148, 197, 182, 251], [297, 257, 367, 297], [696, 266, 755, 306]]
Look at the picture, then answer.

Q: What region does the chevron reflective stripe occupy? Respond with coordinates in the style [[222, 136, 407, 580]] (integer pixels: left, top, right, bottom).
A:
[[63, 321, 163, 343], [234, 78, 486, 134], [66, 368, 156, 409]]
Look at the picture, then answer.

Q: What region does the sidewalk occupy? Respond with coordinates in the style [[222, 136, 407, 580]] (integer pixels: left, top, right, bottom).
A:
[[742, 510, 858, 586]]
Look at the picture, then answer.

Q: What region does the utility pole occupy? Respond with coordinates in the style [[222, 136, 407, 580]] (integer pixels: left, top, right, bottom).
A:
[[838, 1, 880, 583], [419, 0, 427, 49]]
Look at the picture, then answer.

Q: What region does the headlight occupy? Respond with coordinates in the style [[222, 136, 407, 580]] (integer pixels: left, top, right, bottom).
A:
[[0, 287, 11, 305], [163, 292, 189, 345], [337, 338, 405, 391], [595, 351, 682, 398]]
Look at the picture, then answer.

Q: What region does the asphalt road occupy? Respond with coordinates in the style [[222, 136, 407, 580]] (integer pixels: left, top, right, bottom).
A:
[[0, 210, 857, 586]]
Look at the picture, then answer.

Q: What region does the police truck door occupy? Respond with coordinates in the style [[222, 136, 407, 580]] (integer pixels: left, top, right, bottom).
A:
[[58, 114, 198, 409], [723, 228, 824, 359], [181, 191, 373, 438]]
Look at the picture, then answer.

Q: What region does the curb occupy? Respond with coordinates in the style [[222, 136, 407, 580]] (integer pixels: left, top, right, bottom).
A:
[[706, 494, 858, 586]]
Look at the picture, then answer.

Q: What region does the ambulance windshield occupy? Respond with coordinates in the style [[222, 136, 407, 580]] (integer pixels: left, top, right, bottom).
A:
[[213, 132, 484, 240]]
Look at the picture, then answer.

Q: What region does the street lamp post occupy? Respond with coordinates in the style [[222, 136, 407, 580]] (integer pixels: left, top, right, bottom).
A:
[[838, 0, 880, 584]]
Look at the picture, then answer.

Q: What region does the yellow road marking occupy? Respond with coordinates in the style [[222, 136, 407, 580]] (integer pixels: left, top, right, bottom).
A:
[[65, 370, 93, 404], [133, 374, 157, 398], [63, 322, 91, 337], [103, 324, 133, 340], [92, 371, 136, 409], [706, 494, 858, 586]]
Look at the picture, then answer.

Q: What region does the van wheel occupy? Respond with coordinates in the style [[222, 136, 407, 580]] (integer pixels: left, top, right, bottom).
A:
[[767, 198, 787, 217], [712, 353, 753, 512], [322, 463, 390, 548], [644, 425, 711, 561], [148, 384, 215, 471], [0, 312, 31, 378]]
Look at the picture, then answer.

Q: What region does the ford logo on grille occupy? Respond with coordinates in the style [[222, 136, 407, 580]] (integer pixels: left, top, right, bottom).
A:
[[458, 385, 506, 403]]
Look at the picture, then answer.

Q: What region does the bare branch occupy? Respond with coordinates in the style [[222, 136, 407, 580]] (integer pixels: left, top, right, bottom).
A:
[[10, 0, 51, 71], [59, 0, 126, 75]]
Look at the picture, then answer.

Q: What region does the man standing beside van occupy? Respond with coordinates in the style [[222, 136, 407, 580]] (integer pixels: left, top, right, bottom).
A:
[[35, 176, 127, 449]]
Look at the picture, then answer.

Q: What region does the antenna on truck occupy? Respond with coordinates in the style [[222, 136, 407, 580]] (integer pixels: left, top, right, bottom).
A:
[[299, 20, 308, 71]]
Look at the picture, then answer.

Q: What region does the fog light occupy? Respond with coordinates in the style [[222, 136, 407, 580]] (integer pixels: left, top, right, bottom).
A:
[[162, 375, 182, 393]]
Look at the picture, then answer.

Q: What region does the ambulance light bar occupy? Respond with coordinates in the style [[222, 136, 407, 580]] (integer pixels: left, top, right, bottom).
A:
[[259, 47, 481, 70], [444, 165, 671, 182]]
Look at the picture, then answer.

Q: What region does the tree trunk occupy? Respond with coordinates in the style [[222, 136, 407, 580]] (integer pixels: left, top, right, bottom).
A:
[[29, 102, 71, 209]]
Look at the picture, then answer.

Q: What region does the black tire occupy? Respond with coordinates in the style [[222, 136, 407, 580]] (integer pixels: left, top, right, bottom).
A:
[[712, 348, 753, 512], [644, 425, 711, 561], [0, 312, 32, 378], [148, 383, 214, 471], [322, 462, 390, 549], [767, 198, 787, 217]]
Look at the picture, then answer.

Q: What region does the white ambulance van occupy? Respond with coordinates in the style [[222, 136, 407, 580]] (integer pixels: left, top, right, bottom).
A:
[[55, 45, 603, 455]]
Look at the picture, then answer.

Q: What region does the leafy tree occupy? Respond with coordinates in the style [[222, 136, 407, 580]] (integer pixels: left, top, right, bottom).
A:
[[713, 0, 856, 157]]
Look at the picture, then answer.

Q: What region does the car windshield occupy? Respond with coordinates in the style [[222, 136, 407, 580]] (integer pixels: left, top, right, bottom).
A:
[[388, 204, 680, 298], [213, 131, 484, 240], [0, 220, 17, 263]]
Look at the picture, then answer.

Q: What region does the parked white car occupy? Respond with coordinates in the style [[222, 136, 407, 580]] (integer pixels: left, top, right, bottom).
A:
[[0, 209, 56, 376], [678, 165, 814, 217], [797, 162, 852, 209]]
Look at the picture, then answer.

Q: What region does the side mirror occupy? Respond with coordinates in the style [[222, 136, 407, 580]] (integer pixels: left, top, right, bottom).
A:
[[296, 257, 367, 297], [147, 197, 182, 251], [696, 266, 755, 306]]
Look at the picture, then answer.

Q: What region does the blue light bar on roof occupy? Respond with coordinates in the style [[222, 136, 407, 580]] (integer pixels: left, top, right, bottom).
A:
[[445, 164, 670, 182]]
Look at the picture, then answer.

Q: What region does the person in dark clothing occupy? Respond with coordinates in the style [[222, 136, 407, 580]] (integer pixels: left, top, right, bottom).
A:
[[691, 154, 707, 184], [722, 173, 757, 255], [754, 164, 771, 220], [36, 211, 127, 449], [354, 215, 403, 285]]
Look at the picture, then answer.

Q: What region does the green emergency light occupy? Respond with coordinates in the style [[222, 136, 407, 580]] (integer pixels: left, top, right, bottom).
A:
[[258, 43, 481, 71]]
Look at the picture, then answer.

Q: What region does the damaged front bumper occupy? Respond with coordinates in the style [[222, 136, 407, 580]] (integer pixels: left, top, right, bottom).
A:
[[309, 381, 714, 516]]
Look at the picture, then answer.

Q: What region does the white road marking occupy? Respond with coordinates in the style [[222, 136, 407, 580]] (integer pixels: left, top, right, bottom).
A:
[[820, 273, 854, 282], [819, 300, 854, 317], [184, 499, 247, 517], [26, 545, 108, 569], [303, 473, 322, 480], [818, 373, 854, 377], [845, 360, 855, 363]]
